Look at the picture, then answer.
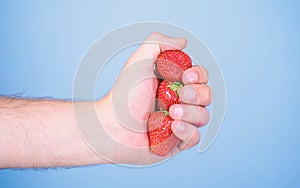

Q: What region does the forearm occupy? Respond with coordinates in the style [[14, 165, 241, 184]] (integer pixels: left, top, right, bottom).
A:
[[0, 97, 108, 168]]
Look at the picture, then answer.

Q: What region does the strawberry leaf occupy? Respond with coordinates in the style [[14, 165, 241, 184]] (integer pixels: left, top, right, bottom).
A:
[[168, 81, 183, 96], [159, 110, 169, 116]]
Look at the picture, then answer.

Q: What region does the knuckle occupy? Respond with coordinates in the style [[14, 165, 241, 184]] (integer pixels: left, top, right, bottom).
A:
[[180, 129, 200, 150], [192, 130, 200, 145], [188, 130, 200, 147], [196, 107, 210, 126], [200, 66, 209, 81], [200, 85, 212, 105]]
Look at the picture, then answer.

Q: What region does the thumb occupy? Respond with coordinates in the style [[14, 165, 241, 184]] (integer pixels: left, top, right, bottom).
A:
[[126, 32, 187, 67]]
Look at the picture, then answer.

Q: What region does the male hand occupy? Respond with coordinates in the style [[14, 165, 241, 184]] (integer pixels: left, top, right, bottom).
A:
[[95, 32, 212, 165]]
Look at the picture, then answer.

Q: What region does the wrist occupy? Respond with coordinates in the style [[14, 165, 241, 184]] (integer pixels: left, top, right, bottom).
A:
[[72, 99, 113, 165]]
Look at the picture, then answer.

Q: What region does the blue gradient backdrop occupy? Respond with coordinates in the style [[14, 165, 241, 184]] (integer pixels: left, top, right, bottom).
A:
[[1, 0, 300, 187]]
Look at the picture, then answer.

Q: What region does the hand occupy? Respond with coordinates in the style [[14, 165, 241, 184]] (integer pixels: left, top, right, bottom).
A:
[[95, 32, 212, 165]]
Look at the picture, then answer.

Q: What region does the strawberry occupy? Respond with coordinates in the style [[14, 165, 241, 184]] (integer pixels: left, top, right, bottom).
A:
[[155, 50, 192, 82], [157, 80, 183, 111], [148, 111, 180, 156]]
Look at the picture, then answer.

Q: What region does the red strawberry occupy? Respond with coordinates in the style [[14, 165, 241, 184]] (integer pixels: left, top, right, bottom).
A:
[[148, 111, 180, 156], [157, 80, 183, 110], [155, 50, 192, 82]]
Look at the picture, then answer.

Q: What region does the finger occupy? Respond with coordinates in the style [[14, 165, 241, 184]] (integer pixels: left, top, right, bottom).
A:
[[169, 104, 210, 127], [171, 120, 200, 150], [179, 129, 200, 150], [179, 84, 212, 106], [182, 65, 209, 84]]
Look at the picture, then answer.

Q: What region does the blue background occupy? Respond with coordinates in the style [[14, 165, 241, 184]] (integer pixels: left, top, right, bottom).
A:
[[1, 0, 300, 187]]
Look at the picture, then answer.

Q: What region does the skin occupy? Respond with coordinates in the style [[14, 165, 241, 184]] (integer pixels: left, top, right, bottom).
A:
[[0, 33, 212, 168]]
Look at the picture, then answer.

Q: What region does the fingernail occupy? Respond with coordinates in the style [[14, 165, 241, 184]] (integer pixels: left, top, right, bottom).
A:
[[173, 106, 183, 118], [186, 71, 198, 82], [182, 87, 196, 101]]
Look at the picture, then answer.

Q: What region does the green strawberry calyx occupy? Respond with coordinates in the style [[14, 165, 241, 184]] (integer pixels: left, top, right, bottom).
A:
[[168, 81, 183, 96], [160, 110, 169, 116]]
